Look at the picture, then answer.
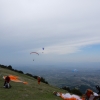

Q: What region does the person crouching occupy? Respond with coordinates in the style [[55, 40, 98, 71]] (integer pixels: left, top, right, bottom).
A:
[[4, 76, 10, 88]]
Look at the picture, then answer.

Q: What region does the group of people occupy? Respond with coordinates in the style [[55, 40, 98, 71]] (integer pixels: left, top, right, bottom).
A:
[[3, 75, 41, 88], [4, 75, 100, 100], [53, 85, 100, 100]]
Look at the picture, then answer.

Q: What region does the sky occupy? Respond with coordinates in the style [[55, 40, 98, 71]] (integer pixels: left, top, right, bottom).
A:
[[0, 0, 100, 67]]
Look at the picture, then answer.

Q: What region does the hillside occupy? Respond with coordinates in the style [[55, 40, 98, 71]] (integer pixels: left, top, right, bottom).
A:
[[0, 67, 68, 100]]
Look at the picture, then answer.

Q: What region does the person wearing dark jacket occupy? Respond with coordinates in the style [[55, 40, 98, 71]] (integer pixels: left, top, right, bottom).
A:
[[95, 85, 100, 100], [95, 85, 100, 94]]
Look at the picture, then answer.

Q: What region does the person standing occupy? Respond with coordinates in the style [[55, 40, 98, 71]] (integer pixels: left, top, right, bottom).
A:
[[37, 76, 41, 84]]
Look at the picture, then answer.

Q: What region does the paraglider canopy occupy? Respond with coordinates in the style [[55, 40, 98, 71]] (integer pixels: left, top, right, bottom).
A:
[[42, 48, 44, 53], [72, 69, 78, 77], [72, 69, 78, 72], [30, 52, 39, 55], [30, 52, 39, 61], [3, 75, 28, 84]]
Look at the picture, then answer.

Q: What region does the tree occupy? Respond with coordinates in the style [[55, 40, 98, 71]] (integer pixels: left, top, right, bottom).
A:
[[8, 65, 12, 69], [71, 88, 82, 96], [62, 86, 71, 92]]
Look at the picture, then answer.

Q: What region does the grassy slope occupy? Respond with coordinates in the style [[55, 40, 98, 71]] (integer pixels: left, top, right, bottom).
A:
[[0, 68, 67, 100]]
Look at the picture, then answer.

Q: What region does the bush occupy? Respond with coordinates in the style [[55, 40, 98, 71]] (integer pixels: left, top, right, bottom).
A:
[[71, 88, 82, 96], [41, 77, 48, 84], [62, 86, 71, 92], [62, 86, 82, 96], [7, 65, 12, 69]]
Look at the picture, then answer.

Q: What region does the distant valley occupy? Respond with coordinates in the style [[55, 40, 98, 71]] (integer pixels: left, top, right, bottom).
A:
[[15, 63, 100, 93]]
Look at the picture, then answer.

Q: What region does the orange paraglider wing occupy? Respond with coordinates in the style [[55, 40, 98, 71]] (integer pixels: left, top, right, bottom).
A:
[[3, 75, 28, 84]]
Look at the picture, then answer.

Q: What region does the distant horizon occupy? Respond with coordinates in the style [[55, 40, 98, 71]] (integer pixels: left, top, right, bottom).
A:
[[8, 62, 100, 75], [1, 61, 100, 72]]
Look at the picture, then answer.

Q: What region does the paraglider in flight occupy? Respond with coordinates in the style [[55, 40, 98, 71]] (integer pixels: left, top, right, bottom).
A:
[[30, 52, 39, 61], [42, 48, 44, 50], [42, 48, 44, 53], [72, 69, 78, 72], [72, 69, 78, 77], [30, 52, 39, 55]]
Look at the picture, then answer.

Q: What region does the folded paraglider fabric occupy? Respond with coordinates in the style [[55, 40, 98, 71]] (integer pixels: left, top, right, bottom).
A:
[[3, 75, 28, 84], [57, 93, 84, 100]]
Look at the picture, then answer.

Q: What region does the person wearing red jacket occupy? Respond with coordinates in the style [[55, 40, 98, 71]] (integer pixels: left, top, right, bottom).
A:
[[85, 89, 100, 100], [37, 76, 41, 84], [3, 76, 10, 88]]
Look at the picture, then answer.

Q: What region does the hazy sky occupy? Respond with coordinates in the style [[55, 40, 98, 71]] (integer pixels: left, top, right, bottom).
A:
[[0, 0, 100, 67]]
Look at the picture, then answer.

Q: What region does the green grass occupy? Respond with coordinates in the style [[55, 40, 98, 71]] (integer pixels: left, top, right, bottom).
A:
[[0, 68, 67, 100]]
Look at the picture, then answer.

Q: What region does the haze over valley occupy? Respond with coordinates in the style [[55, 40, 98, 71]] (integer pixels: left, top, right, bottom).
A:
[[14, 62, 100, 93]]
